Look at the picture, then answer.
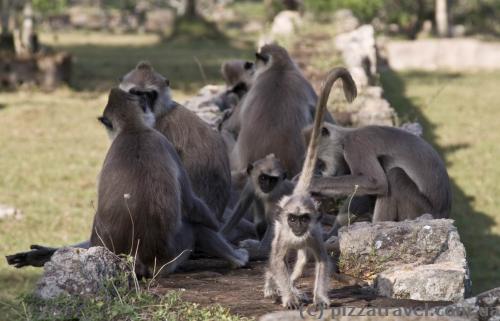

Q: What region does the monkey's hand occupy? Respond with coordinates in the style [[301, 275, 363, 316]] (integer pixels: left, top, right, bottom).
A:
[[5, 245, 56, 268]]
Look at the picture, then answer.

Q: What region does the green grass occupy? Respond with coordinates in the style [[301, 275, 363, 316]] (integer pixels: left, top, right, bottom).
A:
[[381, 70, 500, 293]]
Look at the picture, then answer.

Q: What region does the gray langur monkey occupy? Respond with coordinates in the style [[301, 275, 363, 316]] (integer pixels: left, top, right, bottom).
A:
[[8, 89, 249, 275], [264, 67, 357, 309], [214, 59, 255, 112], [306, 122, 451, 232], [232, 44, 336, 177], [221, 154, 294, 260], [119, 61, 231, 221]]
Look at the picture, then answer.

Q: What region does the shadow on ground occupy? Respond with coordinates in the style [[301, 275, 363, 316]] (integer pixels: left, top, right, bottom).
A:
[[381, 69, 500, 294], [55, 34, 253, 92]]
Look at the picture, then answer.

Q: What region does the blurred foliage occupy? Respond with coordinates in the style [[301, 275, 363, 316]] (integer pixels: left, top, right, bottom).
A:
[[304, 0, 500, 37], [33, 0, 68, 14], [451, 0, 500, 35]]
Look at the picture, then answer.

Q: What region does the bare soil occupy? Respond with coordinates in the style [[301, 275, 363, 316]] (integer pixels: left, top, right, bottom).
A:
[[156, 260, 452, 319]]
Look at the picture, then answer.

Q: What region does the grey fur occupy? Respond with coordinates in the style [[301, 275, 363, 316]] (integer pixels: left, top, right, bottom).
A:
[[265, 67, 357, 309]]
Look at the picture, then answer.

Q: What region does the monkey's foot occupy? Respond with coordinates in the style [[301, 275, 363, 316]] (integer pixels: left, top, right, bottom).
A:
[[292, 287, 309, 302], [239, 239, 270, 260], [282, 293, 302, 310], [229, 248, 249, 268], [264, 282, 280, 299], [313, 294, 330, 309]]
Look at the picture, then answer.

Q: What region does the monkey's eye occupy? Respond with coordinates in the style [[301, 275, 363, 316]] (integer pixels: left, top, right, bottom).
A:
[[300, 215, 311, 224], [244, 61, 254, 70], [288, 215, 297, 223], [317, 159, 326, 173], [255, 52, 269, 63], [258, 175, 267, 183], [98, 116, 113, 130]]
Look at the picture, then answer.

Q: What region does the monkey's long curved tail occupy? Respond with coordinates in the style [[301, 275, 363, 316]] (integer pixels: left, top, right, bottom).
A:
[[294, 67, 357, 194]]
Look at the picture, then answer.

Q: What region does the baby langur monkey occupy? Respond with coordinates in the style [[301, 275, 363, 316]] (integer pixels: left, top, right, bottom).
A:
[[221, 154, 294, 260], [265, 67, 357, 309]]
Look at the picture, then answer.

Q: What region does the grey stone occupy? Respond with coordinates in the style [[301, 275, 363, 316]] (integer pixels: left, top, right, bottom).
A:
[[338, 215, 470, 302], [0, 204, 22, 220], [182, 85, 226, 128], [36, 246, 129, 299], [270, 11, 302, 37], [332, 9, 360, 34]]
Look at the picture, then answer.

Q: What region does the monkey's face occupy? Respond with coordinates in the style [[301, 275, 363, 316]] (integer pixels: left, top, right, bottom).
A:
[[279, 194, 319, 239], [287, 213, 311, 237], [119, 61, 171, 116], [257, 174, 281, 194]]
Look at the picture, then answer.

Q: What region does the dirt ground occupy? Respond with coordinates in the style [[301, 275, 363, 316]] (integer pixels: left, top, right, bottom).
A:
[[156, 260, 452, 319]]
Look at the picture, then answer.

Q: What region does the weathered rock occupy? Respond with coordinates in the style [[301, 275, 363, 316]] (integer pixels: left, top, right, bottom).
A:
[[36, 246, 129, 299], [0, 204, 22, 220], [332, 9, 360, 34], [339, 215, 470, 302], [335, 24, 377, 87], [182, 85, 226, 128], [350, 87, 396, 126], [270, 10, 302, 37]]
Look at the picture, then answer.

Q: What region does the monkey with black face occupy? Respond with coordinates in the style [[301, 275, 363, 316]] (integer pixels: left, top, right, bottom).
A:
[[233, 44, 336, 178], [221, 154, 294, 259], [306, 122, 451, 227], [214, 59, 255, 112], [265, 67, 357, 309], [92, 88, 248, 276]]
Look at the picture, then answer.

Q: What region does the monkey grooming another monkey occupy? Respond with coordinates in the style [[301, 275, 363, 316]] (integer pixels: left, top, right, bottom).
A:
[[92, 88, 247, 276], [264, 67, 357, 309], [221, 154, 294, 259], [233, 44, 336, 177], [306, 123, 451, 232], [119, 62, 231, 221]]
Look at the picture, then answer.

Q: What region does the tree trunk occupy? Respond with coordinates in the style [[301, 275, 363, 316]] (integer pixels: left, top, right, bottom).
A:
[[185, 0, 197, 18], [1, 0, 10, 35], [435, 0, 449, 37]]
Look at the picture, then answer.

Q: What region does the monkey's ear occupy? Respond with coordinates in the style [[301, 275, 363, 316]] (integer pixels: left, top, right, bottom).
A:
[[165, 79, 170, 87], [244, 61, 254, 70], [255, 52, 269, 63], [321, 127, 330, 137], [246, 164, 254, 175]]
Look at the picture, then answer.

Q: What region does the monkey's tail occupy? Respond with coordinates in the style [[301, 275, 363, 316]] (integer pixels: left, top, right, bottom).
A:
[[294, 67, 357, 194]]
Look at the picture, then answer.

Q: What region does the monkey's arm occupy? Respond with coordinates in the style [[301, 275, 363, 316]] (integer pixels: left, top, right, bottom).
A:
[[310, 154, 388, 197], [6, 241, 90, 268], [221, 181, 254, 235]]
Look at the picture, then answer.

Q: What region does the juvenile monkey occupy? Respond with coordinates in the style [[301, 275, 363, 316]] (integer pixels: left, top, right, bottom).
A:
[[264, 67, 357, 309], [119, 62, 231, 220], [233, 44, 336, 177], [306, 123, 451, 225], [213, 60, 255, 112], [221, 154, 294, 259]]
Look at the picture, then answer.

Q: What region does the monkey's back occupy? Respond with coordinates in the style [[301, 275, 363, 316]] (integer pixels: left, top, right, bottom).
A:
[[348, 126, 451, 217], [154, 103, 231, 219], [91, 128, 183, 266], [237, 69, 313, 176]]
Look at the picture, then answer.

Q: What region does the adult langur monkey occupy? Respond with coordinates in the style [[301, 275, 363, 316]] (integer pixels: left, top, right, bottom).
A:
[[265, 67, 357, 309], [305, 122, 451, 237], [232, 44, 336, 177], [7, 89, 249, 274], [118, 62, 231, 221]]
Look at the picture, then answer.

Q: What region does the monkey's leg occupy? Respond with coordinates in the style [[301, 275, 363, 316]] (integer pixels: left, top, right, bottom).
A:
[[325, 195, 375, 239], [264, 269, 280, 299], [310, 232, 331, 308], [6, 241, 90, 268], [194, 226, 249, 268], [268, 234, 300, 309], [387, 168, 433, 221]]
